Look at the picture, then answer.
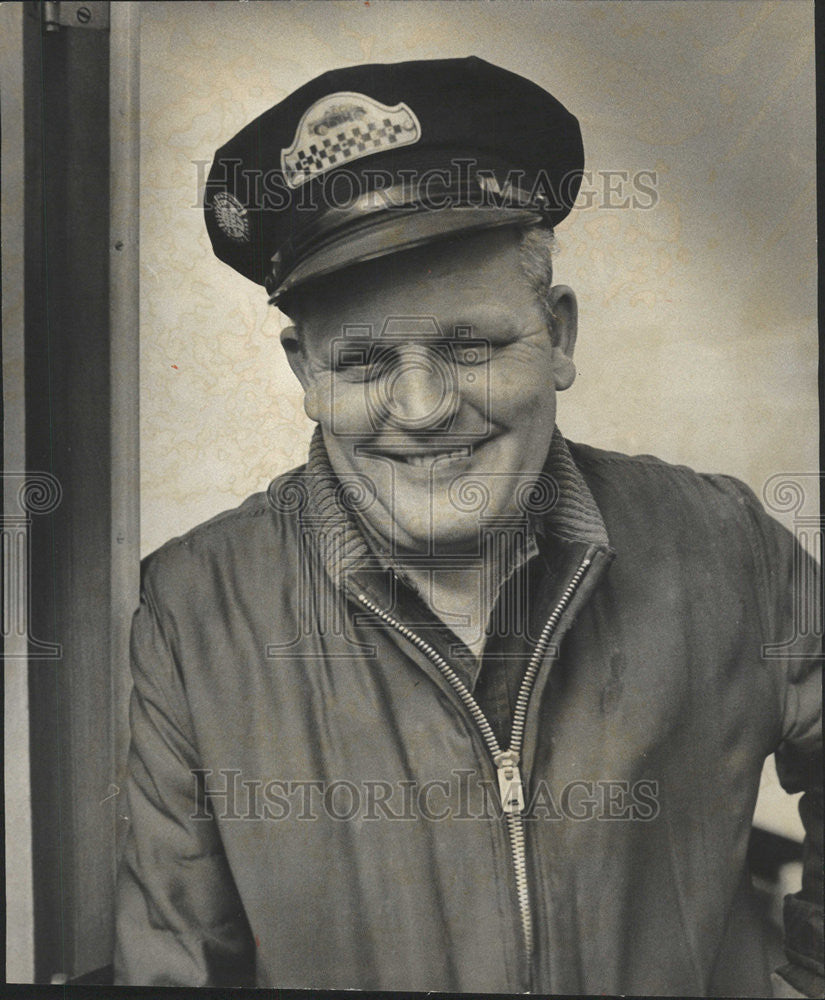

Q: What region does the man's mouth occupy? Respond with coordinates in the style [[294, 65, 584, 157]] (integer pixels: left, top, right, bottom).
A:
[[362, 437, 494, 469], [366, 440, 481, 467], [403, 448, 468, 467]]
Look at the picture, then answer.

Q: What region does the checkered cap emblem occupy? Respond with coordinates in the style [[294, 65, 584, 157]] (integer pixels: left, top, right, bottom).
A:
[[281, 91, 421, 189]]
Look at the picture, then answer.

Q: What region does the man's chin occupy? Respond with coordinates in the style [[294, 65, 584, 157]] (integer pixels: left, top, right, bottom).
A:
[[364, 507, 493, 555], [363, 476, 526, 550]]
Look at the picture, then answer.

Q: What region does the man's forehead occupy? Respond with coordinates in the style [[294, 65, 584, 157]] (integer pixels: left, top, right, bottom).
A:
[[301, 306, 526, 347], [287, 225, 533, 324]]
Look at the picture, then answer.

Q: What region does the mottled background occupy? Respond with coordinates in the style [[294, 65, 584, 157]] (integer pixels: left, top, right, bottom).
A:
[[139, 0, 817, 557]]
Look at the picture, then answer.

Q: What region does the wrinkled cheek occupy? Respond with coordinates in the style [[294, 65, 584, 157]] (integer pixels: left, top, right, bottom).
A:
[[488, 366, 554, 423], [303, 378, 372, 434]]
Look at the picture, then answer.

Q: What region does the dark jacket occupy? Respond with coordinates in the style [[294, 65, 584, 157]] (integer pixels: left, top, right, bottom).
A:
[[114, 429, 823, 995]]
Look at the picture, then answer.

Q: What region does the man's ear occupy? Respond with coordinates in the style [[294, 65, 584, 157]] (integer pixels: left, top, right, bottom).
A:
[[546, 284, 578, 390], [280, 325, 310, 389]]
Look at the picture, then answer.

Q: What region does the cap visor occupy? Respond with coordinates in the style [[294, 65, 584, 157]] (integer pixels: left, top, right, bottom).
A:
[[272, 205, 544, 302]]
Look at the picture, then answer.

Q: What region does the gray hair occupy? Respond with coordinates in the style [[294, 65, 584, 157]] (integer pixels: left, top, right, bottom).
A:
[[517, 223, 558, 330]]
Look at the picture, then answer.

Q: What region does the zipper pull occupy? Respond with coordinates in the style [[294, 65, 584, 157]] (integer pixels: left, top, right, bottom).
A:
[[494, 750, 525, 814]]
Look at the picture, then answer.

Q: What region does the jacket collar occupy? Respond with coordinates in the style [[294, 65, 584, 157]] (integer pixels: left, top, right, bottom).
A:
[[539, 426, 609, 547], [302, 424, 609, 590]]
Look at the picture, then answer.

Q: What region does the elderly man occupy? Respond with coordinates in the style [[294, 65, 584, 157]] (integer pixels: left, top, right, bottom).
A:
[[114, 58, 822, 996]]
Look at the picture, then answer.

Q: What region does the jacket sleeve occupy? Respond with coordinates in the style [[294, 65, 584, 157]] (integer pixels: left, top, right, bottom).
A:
[[113, 584, 255, 987], [727, 477, 823, 999]]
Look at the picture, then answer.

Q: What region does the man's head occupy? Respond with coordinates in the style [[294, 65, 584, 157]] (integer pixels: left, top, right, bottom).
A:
[[278, 222, 577, 552], [203, 55, 585, 551]]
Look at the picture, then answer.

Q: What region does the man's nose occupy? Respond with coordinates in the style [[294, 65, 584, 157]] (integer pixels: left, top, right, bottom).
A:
[[375, 344, 459, 431]]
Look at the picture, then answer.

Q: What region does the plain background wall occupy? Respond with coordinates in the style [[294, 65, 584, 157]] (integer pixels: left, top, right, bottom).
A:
[[138, 0, 818, 556]]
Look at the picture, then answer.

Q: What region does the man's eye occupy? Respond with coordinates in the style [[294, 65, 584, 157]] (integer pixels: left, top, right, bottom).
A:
[[334, 363, 377, 382], [454, 344, 491, 366], [331, 342, 491, 377], [333, 346, 378, 380]]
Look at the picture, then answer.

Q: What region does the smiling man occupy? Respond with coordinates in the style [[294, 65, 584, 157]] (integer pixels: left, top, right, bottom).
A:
[[278, 224, 578, 657], [114, 58, 822, 996]]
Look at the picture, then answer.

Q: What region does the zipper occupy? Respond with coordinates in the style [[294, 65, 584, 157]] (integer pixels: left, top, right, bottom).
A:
[[355, 554, 593, 985]]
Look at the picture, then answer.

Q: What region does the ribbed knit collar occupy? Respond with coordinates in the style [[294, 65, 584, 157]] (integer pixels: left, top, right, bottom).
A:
[[302, 424, 609, 590]]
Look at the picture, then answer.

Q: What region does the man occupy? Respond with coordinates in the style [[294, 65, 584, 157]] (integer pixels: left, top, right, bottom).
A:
[[114, 57, 822, 995]]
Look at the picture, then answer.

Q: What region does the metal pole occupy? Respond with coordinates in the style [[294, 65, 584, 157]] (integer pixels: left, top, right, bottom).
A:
[[1, 1, 35, 982], [109, 0, 141, 864]]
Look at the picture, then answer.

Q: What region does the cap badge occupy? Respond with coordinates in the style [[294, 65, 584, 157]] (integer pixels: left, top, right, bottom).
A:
[[212, 191, 250, 243], [281, 91, 421, 189]]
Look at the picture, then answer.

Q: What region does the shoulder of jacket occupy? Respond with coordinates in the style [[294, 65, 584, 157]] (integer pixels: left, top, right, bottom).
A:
[[567, 438, 762, 508], [140, 463, 307, 595]]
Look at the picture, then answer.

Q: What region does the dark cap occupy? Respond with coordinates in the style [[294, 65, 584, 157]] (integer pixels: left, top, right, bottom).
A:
[[203, 56, 584, 304]]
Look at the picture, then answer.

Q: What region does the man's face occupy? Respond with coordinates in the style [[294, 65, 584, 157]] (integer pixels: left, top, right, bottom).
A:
[[283, 226, 577, 552]]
